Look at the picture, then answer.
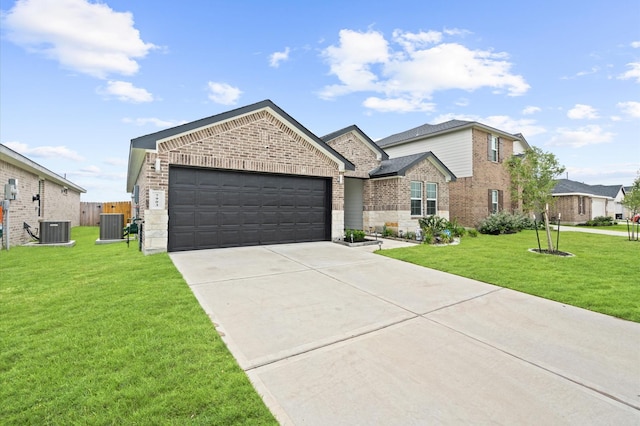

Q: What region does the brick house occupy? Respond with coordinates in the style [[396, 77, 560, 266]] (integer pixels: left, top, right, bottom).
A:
[[551, 179, 627, 223], [1, 143, 86, 248], [126, 100, 455, 253], [376, 120, 530, 227], [323, 126, 455, 235], [127, 100, 355, 253]]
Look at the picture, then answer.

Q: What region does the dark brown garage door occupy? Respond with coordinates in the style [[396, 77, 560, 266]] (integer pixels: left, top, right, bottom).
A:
[[168, 167, 331, 252]]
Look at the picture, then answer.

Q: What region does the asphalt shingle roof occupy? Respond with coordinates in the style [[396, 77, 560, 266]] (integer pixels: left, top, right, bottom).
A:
[[369, 152, 456, 180], [552, 179, 624, 198], [376, 120, 473, 148]]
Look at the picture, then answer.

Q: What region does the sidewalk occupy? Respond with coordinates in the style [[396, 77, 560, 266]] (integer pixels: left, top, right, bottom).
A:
[[551, 225, 633, 237]]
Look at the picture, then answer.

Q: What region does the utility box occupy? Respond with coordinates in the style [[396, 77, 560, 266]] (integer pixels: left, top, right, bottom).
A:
[[100, 213, 124, 240], [39, 220, 71, 244]]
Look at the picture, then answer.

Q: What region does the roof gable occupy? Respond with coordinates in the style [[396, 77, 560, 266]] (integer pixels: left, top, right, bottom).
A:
[[321, 125, 388, 161], [127, 100, 355, 191]]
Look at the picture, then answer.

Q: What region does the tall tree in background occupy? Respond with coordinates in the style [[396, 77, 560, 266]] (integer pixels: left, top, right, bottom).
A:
[[506, 146, 565, 252]]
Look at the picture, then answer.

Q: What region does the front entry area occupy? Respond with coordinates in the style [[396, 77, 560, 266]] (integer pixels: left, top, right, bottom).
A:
[[168, 166, 331, 251]]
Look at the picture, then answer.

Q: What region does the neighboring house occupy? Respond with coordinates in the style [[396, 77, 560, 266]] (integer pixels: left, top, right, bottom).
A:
[[551, 179, 627, 223], [1, 143, 86, 248], [376, 120, 529, 227], [126, 100, 456, 254], [323, 126, 455, 235]]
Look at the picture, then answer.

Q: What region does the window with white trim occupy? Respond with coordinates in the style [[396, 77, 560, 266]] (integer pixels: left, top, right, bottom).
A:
[[490, 135, 499, 162], [426, 183, 437, 216], [410, 181, 422, 216], [491, 189, 499, 214]]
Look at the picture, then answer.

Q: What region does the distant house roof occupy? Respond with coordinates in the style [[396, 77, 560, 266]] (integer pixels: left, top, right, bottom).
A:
[[321, 124, 389, 161], [0, 143, 86, 193], [552, 179, 624, 199], [376, 119, 529, 150], [369, 151, 456, 181], [127, 99, 355, 191]]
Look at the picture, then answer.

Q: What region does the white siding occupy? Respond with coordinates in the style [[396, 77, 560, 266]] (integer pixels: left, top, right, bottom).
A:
[[384, 128, 473, 177], [592, 198, 606, 218], [513, 140, 527, 155]]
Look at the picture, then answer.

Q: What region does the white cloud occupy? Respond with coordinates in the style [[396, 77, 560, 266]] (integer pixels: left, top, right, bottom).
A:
[[122, 117, 187, 127], [99, 81, 153, 103], [4, 141, 84, 161], [618, 62, 640, 83], [567, 104, 599, 119], [2, 0, 156, 78], [207, 81, 242, 105], [522, 106, 541, 115], [631, 41, 640, 48], [104, 157, 127, 166], [362, 97, 435, 113], [69, 166, 125, 180], [269, 47, 290, 68], [547, 125, 614, 148], [432, 113, 546, 137], [319, 28, 529, 110], [617, 101, 640, 118]]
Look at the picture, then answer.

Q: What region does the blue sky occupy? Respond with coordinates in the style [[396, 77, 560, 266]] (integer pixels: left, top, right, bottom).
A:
[[1, 0, 639, 202]]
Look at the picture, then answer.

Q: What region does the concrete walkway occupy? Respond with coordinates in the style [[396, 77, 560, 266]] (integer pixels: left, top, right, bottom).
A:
[[551, 225, 633, 237], [170, 241, 640, 425]]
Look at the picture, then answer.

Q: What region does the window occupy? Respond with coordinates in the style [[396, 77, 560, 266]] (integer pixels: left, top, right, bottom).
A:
[[489, 189, 502, 214], [578, 196, 586, 215], [410, 181, 422, 216], [426, 183, 437, 215], [489, 134, 500, 162]]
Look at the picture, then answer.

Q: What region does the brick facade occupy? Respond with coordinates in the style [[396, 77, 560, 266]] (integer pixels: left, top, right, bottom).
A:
[[550, 195, 591, 224], [448, 128, 516, 226], [134, 109, 344, 253], [364, 159, 451, 233], [326, 132, 380, 179], [0, 159, 82, 248]]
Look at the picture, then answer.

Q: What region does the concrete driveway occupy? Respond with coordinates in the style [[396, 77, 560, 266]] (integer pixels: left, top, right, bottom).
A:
[[169, 241, 640, 425]]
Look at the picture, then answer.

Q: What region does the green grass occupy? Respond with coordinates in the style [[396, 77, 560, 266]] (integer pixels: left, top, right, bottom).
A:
[[0, 227, 276, 425], [378, 230, 640, 322]]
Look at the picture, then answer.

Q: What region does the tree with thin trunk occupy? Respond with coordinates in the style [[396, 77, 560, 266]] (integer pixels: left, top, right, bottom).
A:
[[621, 170, 640, 238], [506, 146, 565, 252]]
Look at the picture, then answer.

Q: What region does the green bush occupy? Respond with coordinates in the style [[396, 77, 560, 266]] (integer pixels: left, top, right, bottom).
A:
[[418, 216, 456, 244], [345, 229, 366, 242], [584, 216, 616, 226], [476, 211, 534, 235], [467, 228, 479, 238]]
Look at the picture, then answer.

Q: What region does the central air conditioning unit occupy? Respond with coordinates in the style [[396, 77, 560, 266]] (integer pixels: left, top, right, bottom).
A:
[[100, 213, 124, 240], [39, 220, 71, 244]]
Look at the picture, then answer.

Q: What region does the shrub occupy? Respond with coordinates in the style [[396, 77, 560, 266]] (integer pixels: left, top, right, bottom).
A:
[[467, 228, 479, 238], [418, 216, 455, 244], [345, 229, 366, 242], [476, 211, 533, 235], [585, 216, 616, 226]]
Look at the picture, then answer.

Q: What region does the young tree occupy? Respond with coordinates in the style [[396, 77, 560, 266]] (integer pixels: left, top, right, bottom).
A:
[[506, 146, 565, 252], [622, 170, 640, 238]]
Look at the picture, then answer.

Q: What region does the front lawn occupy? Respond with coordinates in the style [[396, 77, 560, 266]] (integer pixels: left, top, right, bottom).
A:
[[378, 230, 640, 322], [0, 227, 276, 425]]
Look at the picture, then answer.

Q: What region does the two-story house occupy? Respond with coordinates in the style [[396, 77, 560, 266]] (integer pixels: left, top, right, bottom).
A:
[[376, 120, 530, 227]]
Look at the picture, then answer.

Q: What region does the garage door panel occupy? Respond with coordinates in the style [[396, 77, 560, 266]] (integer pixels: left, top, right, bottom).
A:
[[168, 167, 330, 251], [196, 211, 219, 226]]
